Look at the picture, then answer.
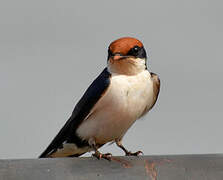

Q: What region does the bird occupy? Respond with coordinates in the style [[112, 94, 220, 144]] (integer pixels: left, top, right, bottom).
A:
[[39, 37, 160, 160]]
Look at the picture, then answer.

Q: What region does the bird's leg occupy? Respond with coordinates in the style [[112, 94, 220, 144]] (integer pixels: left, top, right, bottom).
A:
[[89, 138, 112, 161], [116, 139, 143, 156]]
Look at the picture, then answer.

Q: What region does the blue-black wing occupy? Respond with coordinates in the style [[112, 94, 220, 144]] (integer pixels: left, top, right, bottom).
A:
[[39, 68, 111, 158]]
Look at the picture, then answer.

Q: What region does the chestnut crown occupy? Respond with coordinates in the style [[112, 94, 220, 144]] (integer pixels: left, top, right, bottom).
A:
[[108, 37, 147, 59]]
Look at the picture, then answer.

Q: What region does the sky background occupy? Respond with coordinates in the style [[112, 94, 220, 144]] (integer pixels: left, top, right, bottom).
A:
[[0, 0, 222, 159]]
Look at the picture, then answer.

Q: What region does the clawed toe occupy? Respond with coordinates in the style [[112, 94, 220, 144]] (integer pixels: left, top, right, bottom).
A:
[[102, 153, 112, 161], [115, 140, 143, 157], [125, 150, 143, 156], [92, 151, 112, 161]]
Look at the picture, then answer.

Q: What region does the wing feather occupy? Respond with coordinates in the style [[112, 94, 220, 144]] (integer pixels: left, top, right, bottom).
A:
[[140, 72, 160, 117], [39, 68, 111, 158], [149, 72, 160, 110]]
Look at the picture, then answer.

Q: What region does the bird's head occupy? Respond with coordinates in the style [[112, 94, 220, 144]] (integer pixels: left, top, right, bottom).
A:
[[107, 37, 147, 75]]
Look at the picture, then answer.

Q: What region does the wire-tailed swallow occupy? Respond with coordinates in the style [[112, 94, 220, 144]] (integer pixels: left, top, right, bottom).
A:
[[39, 37, 160, 160]]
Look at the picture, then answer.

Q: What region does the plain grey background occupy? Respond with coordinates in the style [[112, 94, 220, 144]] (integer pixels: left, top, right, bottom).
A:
[[0, 0, 222, 159]]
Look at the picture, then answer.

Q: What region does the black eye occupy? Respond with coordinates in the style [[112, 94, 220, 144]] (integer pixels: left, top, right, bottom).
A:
[[127, 45, 140, 56], [133, 46, 140, 53], [108, 49, 113, 56], [107, 49, 113, 60]]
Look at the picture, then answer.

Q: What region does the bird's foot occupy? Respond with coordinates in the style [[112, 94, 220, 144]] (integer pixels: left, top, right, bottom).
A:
[[92, 151, 112, 161], [125, 150, 143, 156]]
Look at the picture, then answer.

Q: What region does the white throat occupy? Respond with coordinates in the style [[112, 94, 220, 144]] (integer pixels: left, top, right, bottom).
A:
[[107, 58, 147, 75]]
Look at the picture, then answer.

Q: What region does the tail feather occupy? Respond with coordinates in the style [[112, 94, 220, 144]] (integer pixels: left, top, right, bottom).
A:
[[39, 143, 91, 158]]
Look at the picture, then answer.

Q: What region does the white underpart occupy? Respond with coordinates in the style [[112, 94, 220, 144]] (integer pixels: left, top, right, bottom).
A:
[[76, 58, 154, 145]]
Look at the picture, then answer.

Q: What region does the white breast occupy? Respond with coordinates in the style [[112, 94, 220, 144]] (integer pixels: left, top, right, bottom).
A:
[[76, 70, 154, 145]]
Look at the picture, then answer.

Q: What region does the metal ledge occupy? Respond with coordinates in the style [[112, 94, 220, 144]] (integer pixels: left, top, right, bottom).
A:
[[1, 154, 223, 180]]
